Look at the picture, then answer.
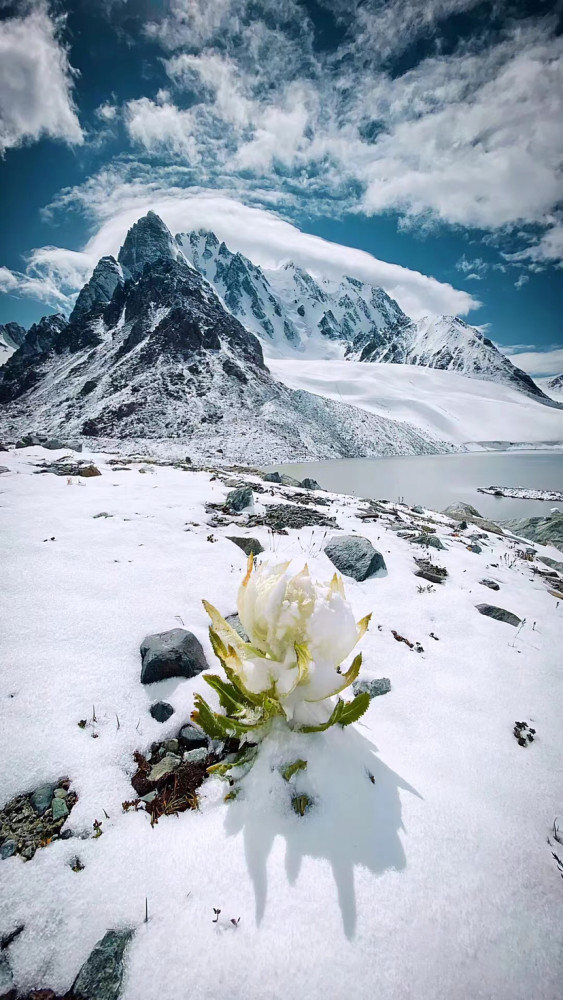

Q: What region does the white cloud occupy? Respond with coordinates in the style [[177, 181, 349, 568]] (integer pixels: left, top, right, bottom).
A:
[[0, 3, 83, 155], [504, 347, 563, 377], [456, 255, 488, 279], [514, 274, 529, 290], [0, 247, 94, 312], [57, 185, 479, 319], [125, 97, 200, 162]]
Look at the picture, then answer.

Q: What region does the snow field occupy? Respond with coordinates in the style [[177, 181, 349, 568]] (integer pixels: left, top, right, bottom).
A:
[[0, 448, 562, 999]]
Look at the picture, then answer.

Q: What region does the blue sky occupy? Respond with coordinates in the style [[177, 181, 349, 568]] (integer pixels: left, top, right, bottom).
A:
[[0, 0, 562, 375]]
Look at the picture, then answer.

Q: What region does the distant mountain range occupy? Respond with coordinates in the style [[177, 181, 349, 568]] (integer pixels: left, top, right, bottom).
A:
[[0, 211, 558, 461], [0, 212, 449, 462], [178, 229, 549, 401]]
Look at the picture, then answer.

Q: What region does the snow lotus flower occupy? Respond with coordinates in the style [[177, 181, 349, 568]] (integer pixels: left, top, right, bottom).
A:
[[192, 558, 372, 749]]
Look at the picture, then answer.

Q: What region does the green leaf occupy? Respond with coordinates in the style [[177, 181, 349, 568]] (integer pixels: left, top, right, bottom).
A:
[[204, 673, 247, 714], [298, 699, 345, 733], [281, 758, 308, 781], [222, 659, 266, 707], [339, 691, 371, 726], [191, 694, 227, 741]]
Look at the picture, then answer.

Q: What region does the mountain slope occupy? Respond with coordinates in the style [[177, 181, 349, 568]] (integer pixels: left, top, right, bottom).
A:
[[177, 229, 552, 402], [0, 213, 452, 462], [0, 321, 26, 366]]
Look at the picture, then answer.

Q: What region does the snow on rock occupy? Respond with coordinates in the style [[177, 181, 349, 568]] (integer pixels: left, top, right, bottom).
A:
[[0, 322, 26, 367], [0, 449, 562, 1000]]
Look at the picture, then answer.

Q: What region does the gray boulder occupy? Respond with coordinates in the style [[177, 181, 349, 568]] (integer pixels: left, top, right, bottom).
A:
[[503, 511, 563, 554], [140, 628, 208, 684], [412, 534, 445, 550], [71, 928, 134, 1000], [300, 478, 321, 490], [44, 438, 83, 452], [263, 471, 282, 483], [225, 486, 253, 512], [480, 578, 500, 591], [149, 701, 174, 723], [442, 501, 482, 519], [30, 782, 56, 815], [476, 604, 522, 627], [325, 535, 386, 581], [227, 536, 264, 557], [353, 677, 391, 698], [0, 466, 9, 475]]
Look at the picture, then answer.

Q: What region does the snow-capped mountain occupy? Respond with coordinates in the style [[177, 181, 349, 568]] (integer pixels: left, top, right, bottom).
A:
[[0, 213, 449, 462], [0, 321, 26, 366], [546, 374, 563, 394], [177, 230, 551, 401], [177, 230, 410, 358]]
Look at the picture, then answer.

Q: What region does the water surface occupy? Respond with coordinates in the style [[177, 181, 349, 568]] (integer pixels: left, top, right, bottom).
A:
[[270, 450, 563, 519]]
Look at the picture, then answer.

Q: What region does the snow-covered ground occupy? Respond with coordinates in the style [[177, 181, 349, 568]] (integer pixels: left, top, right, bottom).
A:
[[270, 359, 563, 447], [1, 448, 562, 999]]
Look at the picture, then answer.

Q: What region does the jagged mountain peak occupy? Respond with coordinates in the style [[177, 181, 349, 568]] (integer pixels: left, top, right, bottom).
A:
[[69, 255, 123, 323], [0, 322, 27, 366], [118, 211, 184, 279]]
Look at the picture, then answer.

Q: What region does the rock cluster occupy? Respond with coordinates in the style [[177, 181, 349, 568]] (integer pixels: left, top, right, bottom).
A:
[[0, 779, 76, 861]]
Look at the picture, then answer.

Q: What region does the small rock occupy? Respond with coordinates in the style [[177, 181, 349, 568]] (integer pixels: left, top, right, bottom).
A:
[[263, 471, 282, 483], [61, 829, 73, 840], [44, 439, 82, 452], [412, 505, 424, 514], [324, 535, 386, 581], [468, 543, 482, 553], [412, 534, 446, 550], [51, 797, 69, 821], [0, 953, 15, 1000], [476, 604, 522, 627], [183, 747, 209, 764], [54, 787, 68, 798], [480, 578, 500, 591], [0, 466, 9, 475], [79, 463, 101, 478], [225, 612, 250, 641], [30, 783, 56, 815], [140, 790, 158, 803], [178, 723, 209, 751], [71, 928, 134, 1000], [227, 536, 264, 557], [300, 478, 321, 490], [148, 756, 181, 783], [459, 520, 468, 530], [164, 739, 179, 753], [225, 486, 253, 512], [0, 840, 17, 860], [140, 628, 208, 684], [352, 678, 391, 698], [149, 701, 174, 723]]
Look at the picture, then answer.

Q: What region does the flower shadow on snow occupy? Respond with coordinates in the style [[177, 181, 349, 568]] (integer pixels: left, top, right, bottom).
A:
[[224, 724, 421, 938]]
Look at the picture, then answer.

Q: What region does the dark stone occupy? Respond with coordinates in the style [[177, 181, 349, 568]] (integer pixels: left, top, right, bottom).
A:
[[178, 723, 209, 750], [0, 953, 15, 999], [0, 840, 16, 860], [469, 543, 482, 553], [263, 472, 281, 483], [352, 677, 391, 698], [324, 535, 386, 581], [44, 439, 83, 452], [225, 612, 250, 642], [300, 478, 321, 490], [71, 928, 134, 1000], [149, 701, 174, 723], [30, 783, 56, 815], [140, 629, 208, 684], [0, 466, 9, 474], [225, 486, 253, 512], [279, 474, 301, 487], [476, 604, 522, 627], [227, 536, 264, 556], [480, 578, 500, 591]]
